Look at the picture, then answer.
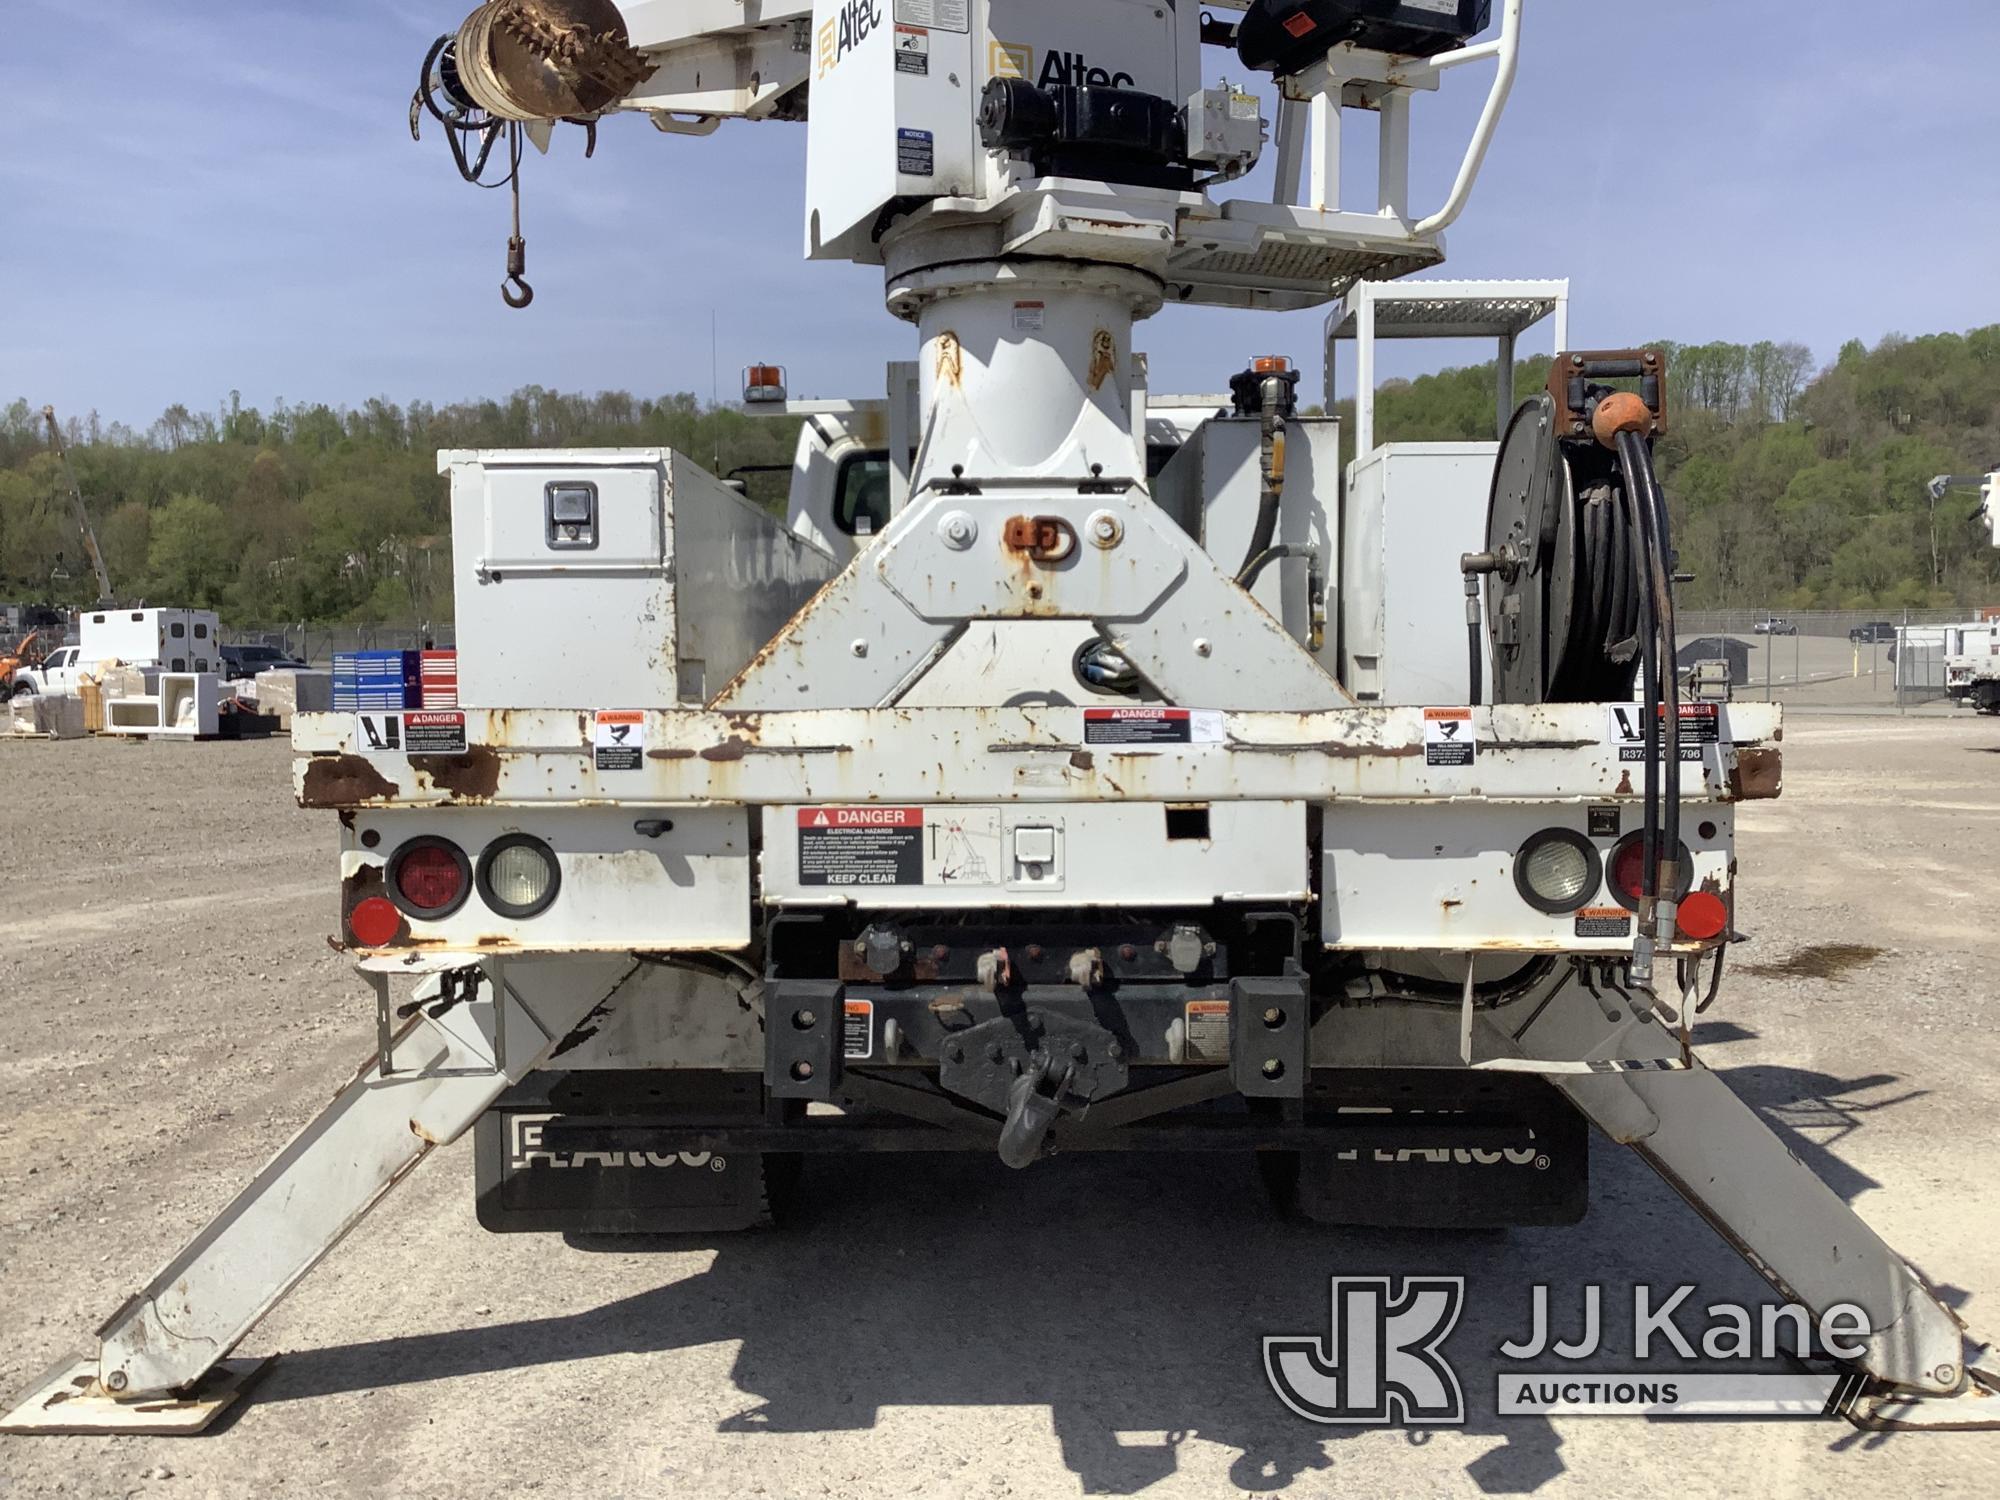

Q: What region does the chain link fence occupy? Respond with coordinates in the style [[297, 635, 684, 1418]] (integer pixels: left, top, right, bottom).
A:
[[1677, 609, 1997, 715], [230, 623, 455, 666]]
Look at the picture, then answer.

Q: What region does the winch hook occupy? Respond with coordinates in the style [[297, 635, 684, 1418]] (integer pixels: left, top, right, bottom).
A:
[[502, 237, 534, 309], [500, 123, 534, 309]]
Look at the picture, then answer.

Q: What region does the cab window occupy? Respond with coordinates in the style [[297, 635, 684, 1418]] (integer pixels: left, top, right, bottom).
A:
[[834, 452, 892, 536]]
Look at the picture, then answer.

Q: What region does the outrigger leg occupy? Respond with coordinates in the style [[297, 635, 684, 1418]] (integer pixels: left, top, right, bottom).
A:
[[1457, 975, 2000, 1428], [1, 956, 639, 1435], [1560, 1065, 2000, 1427]]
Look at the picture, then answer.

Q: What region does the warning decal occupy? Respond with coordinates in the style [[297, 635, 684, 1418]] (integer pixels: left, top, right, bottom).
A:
[[844, 999, 875, 1060], [593, 710, 645, 771], [798, 807, 924, 887], [894, 23, 929, 72], [1423, 707, 1476, 767], [1609, 702, 1721, 763], [1185, 1000, 1230, 1062], [894, 0, 967, 30], [404, 710, 467, 755], [1575, 907, 1634, 939], [1082, 708, 1225, 747]]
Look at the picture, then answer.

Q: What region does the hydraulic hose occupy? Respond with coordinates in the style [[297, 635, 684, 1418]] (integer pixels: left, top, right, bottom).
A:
[[1637, 436, 1682, 920], [1616, 425, 1680, 967], [1236, 374, 1289, 583], [1615, 443, 1660, 936]]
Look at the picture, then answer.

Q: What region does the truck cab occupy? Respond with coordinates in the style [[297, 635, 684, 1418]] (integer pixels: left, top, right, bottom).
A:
[[10, 644, 84, 698]]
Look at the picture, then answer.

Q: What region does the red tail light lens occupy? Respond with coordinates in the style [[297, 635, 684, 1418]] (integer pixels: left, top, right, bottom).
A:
[[1607, 834, 1693, 912], [387, 838, 471, 918], [348, 896, 402, 948], [1677, 890, 1729, 941]]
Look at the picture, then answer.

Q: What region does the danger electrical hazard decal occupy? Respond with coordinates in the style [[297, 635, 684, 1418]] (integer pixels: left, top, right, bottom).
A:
[[1609, 702, 1721, 762], [798, 807, 923, 887], [796, 807, 1003, 888], [593, 710, 645, 771], [1082, 708, 1225, 747], [1423, 707, 1476, 766]]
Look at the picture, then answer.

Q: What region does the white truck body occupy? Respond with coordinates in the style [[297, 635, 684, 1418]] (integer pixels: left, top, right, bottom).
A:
[[17, 0, 1996, 1440], [14, 607, 221, 695]]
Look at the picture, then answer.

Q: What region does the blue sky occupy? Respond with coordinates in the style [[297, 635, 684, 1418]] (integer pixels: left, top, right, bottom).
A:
[[6, 0, 2000, 430]]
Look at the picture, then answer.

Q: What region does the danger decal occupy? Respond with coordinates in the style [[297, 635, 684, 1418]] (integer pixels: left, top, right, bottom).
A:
[[798, 807, 924, 887]]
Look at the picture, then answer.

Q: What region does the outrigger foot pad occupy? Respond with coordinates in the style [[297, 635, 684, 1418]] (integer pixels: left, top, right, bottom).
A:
[[0, 1355, 273, 1436], [1853, 1346, 2000, 1432]]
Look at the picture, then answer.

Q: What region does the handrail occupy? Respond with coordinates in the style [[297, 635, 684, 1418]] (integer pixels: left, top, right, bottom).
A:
[[1413, 0, 1524, 237]]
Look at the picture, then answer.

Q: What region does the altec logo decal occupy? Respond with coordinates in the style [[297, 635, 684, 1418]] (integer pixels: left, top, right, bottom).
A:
[[1265, 1277, 1466, 1425], [817, 0, 883, 78], [988, 41, 1135, 88]]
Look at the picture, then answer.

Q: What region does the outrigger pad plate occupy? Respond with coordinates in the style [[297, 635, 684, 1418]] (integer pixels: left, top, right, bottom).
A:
[[0, 1355, 272, 1435]]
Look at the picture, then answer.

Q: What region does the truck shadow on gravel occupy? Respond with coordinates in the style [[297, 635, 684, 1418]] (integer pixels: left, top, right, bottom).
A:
[[248, 1065, 1942, 1497]]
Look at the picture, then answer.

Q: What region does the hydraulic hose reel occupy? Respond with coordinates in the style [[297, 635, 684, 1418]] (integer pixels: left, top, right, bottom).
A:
[[1470, 350, 1669, 707], [1467, 350, 1683, 979]]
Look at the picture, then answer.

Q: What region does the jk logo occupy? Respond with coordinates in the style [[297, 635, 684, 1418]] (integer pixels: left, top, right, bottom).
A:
[[1264, 1277, 1466, 1425]]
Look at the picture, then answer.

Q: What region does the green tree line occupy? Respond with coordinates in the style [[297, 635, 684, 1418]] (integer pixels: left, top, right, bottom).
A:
[[1350, 327, 2000, 609], [0, 390, 801, 625], [3, 325, 1996, 623]]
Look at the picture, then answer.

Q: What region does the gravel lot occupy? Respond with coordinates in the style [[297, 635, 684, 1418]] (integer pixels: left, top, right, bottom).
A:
[[1, 719, 1998, 1499]]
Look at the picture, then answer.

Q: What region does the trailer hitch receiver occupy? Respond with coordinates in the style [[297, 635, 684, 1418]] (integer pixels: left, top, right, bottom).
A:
[[938, 1011, 1128, 1167]]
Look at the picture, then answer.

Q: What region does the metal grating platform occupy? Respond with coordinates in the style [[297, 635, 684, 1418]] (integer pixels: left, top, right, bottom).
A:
[[1327, 280, 1569, 341], [1166, 206, 1447, 311]]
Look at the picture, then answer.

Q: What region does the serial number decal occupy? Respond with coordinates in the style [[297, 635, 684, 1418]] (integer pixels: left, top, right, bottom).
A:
[[1609, 702, 1720, 763]]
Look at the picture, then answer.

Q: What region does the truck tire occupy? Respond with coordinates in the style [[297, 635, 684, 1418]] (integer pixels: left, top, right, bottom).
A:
[[10, 679, 36, 698]]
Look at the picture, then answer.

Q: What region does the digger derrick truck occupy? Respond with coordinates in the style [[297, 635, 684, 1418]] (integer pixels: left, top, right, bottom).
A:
[[10, 0, 1998, 1436]]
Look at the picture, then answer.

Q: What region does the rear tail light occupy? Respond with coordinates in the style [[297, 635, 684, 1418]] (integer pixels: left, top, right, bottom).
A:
[[1513, 829, 1601, 915], [387, 837, 471, 918], [347, 896, 402, 949], [477, 834, 561, 919], [1676, 890, 1730, 941], [1606, 833, 1693, 913]]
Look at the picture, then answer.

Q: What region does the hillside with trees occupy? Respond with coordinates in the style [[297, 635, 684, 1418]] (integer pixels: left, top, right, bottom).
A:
[[2, 326, 1996, 624], [1353, 328, 2000, 610]]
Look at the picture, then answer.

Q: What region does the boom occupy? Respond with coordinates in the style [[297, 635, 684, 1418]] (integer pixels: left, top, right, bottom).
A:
[[40, 406, 115, 606]]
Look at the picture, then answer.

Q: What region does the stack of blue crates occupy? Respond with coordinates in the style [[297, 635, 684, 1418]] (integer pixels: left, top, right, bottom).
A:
[[333, 650, 422, 711]]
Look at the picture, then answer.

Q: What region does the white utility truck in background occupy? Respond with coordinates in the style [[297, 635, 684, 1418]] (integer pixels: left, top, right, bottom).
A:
[[1929, 468, 2000, 712], [1944, 619, 2000, 713], [9, 0, 1997, 1437], [7, 606, 221, 698]]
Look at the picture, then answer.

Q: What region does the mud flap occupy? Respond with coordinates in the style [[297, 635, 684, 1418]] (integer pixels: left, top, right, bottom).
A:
[[1267, 1073, 1588, 1228], [474, 1096, 790, 1235]]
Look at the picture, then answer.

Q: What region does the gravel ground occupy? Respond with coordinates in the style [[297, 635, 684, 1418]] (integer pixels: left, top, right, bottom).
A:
[[1, 721, 1997, 1499]]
